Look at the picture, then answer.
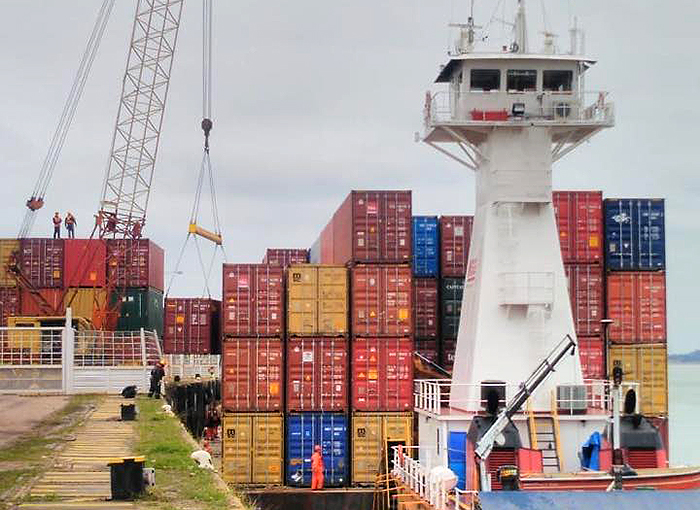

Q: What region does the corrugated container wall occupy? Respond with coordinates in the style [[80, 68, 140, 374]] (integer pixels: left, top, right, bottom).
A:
[[440, 216, 474, 277], [64, 288, 107, 320], [114, 287, 164, 337], [0, 288, 20, 325], [351, 264, 412, 337], [19, 239, 63, 288], [311, 191, 411, 265], [106, 239, 165, 291], [222, 413, 283, 485], [413, 277, 438, 339], [263, 248, 309, 267], [553, 191, 603, 264], [412, 216, 439, 277], [564, 264, 604, 337], [287, 265, 347, 336], [164, 298, 220, 354], [351, 337, 413, 411], [0, 240, 20, 287], [286, 337, 348, 412], [351, 412, 413, 485], [415, 338, 439, 364], [604, 199, 665, 271], [221, 338, 283, 412], [64, 239, 106, 287], [20, 288, 64, 316], [286, 413, 348, 487], [222, 264, 284, 337], [441, 338, 457, 372], [606, 272, 667, 343], [441, 277, 464, 338], [578, 336, 605, 379], [608, 344, 668, 415]]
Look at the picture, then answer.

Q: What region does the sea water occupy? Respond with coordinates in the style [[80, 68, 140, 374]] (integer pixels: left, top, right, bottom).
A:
[[669, 362, 700, 466]]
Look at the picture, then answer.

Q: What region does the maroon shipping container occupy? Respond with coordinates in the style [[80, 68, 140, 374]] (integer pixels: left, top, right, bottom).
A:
[[607, 272, 667, 343], [64, 239, 106, 287], [221, 338, 283, 412], [553, 191, 603, 264], [163, 298, 220, 354], [578, 336, 605, 379], [351, 264, 412, 337], [0, 288, 20, 325], [415, 338, 439, 364], [313, 191, 411, 265], [413, 278, 438, 338], [106, 239, 164, 291], [286, 336, 348, 412], [440, 216, 474, 277], [20, 288, 64, 316], [263, 248, 309, 267], [222, 264, 284, 337], [441, 338, 457, 372], [565, 264, 604, 337], [351, 337, 413, 411], [19, 239, 63, 288]]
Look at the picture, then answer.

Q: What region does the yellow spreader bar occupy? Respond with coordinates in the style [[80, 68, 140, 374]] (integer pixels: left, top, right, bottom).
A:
[[188, 223, 222, 245]]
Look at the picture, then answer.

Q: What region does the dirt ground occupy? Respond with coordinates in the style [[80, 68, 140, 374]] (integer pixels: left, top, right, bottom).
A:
[[0, 395, 68, 447]]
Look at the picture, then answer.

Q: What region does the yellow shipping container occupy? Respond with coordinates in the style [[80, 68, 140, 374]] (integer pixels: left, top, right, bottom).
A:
[[222, 413, 283, 485], [287, 264, 347, 336], [0, 239, 20, 287], [7, 317, 41, 353], [63, 288, 107, 320], [351, 412, 413, 485], [608, 344, 668, 415]]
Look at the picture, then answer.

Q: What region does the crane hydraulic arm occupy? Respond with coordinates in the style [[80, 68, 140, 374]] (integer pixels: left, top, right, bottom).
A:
[[98, 0, 184, 239], [474, 334, 577, 491]]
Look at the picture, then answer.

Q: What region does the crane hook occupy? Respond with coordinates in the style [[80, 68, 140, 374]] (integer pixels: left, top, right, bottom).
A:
[[201, 118, 213, 151]]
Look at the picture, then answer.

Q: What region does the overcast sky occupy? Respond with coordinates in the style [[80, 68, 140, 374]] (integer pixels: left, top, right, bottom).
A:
[[0, 1, 697, 353]]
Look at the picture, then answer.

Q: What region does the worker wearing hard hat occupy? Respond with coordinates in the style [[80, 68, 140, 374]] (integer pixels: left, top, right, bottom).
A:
[[65, 212, 77, 239], [52, 212, 62, 239], [148, 360, 166, 399], [311, 444, 325, 490]]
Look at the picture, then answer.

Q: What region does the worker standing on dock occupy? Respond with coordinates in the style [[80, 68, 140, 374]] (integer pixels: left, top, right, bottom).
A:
[[52, 212, 62, 238], [311, 444, 324, 490], [65, 212, 76, 238]]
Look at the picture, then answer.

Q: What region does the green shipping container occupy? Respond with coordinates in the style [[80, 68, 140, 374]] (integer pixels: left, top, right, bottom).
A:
[[113, 287, 164, 337], [441, 277, 464, 338]]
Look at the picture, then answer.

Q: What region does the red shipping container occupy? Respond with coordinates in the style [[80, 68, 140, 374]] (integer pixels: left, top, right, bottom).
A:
[[415, 338, 439, 364], [106, 239, 164, 291], [313, 191, 411, 265], [553, 191, 603, 264], [565, 264, 604, 336], [351, 264, 412, 337], [351, 337, 413, 411], [64, 239, 106, 287], [607, 272, 667, 343], [19, 239, 63, 288], [413, 278, 438, 338], [222, 264, 284, 337], [286, 336, 348, 412], [441, 338, 457, 372], [649, 417, 669, 460], [221, 338, 283, 412], [440, 216, 474, 277], [20, 288, 64, 316], [263, 248, 309, 267], [164, 298, 220, 354], [0, 288, 20, 325], [578, 336, 605, 379]]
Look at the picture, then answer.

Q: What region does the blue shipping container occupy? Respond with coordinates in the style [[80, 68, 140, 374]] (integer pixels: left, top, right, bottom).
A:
[[604, 199, 665, 271], [286, 413, 348, 487], [412, 216, 439, 277]]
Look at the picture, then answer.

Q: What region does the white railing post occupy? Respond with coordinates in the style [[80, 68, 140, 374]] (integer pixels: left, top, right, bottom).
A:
[[62, 308, 75, 394], [140, 328, 148, 367]]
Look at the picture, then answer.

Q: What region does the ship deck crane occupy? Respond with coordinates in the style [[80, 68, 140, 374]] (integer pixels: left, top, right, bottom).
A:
[[474, 334, 576, 491]]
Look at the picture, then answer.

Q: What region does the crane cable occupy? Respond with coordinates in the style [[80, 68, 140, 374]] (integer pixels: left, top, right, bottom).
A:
[[19, 0, 115, 238], [166, 0, 227, 299]]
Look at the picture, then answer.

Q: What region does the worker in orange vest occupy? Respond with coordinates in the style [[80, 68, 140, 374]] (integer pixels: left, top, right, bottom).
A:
[[311, 444, 324, 490]]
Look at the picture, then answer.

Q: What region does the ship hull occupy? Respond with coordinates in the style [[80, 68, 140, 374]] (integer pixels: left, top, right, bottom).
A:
[[520, 467, 700, 491]]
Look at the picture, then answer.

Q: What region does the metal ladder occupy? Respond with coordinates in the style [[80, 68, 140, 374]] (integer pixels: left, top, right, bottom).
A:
[[527, 397, 564, 472]]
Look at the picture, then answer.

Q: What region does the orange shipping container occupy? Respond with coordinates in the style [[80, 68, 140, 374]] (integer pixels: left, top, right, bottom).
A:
[[553, 191, 603, 264], [351, 264, 412, 337], [607, 272, 666, 343], [20, 289, 64, 316]]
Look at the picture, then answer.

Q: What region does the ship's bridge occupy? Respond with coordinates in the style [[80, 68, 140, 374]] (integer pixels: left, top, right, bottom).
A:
[[423, 52, 614, 149]]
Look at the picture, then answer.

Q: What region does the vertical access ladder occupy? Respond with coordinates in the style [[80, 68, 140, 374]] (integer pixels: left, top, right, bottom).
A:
[[526, 395, 564, 472]]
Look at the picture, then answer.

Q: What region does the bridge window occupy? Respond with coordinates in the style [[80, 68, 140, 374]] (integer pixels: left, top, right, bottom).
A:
[[470, 69, 500, 91], [543, 70, 573, 92], [507, 69, 537, 92]]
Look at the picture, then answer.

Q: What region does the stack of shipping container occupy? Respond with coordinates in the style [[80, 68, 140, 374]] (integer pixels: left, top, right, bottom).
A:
[[412, 217, 439, 364], [0, 238, 164, 336], [603, 198, 668, 452], [312, 191, 414, 486]]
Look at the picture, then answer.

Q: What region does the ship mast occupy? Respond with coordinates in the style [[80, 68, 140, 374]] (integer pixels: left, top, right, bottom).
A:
[[513, 0, 528, 53]]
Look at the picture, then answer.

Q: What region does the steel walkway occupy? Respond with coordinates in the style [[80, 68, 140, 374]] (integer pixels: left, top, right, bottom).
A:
[[19, 397, 137, 509]]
